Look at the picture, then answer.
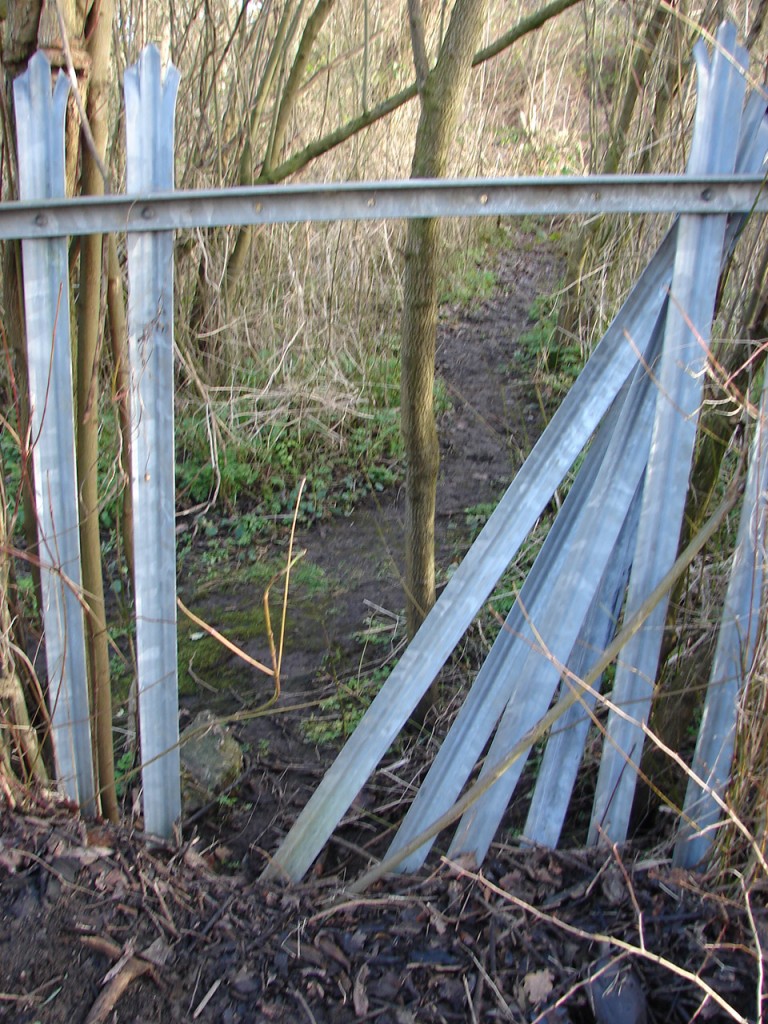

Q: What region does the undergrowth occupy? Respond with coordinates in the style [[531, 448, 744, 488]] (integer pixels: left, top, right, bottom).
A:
[[517, 288, 585, 398], [301, 664, 394, 746]]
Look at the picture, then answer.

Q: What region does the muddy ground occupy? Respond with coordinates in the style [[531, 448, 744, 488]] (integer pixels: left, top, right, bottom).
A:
[[1, 232, 764, 1023]]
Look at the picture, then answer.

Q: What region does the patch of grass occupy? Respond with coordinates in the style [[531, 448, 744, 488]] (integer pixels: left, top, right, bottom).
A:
[[174, 340, 454, 543], [114, 750, 136, 799], [177, 559, 334, 695], [494, 123, 583, 177], [516, 290, 583, 397], [12, 571, 38, 622], [0, 416, 24, 533], [440, 260, 496, 308], [439, 222, 511, 309], [175, 388, 405, 533], [464, 502, 498, 539]]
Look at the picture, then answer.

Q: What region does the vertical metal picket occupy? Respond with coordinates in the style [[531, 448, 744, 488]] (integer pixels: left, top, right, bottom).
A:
[[521, 487, 641, 848], [13, 54, 96, 811], [674, 379, 768, 867], [124, 46, 182, 838]]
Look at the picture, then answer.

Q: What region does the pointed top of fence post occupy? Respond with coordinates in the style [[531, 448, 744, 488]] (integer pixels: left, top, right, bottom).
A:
[[13, 52, 70, 202], [124, 44, 180, 193], [688, 22, 748, 176]]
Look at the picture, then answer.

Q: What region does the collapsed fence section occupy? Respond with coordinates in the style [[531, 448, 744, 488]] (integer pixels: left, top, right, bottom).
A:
[[264, 22, 768, 881]]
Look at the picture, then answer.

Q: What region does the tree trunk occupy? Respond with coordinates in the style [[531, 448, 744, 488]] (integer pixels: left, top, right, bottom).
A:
[[106, 233, 133, 579], [401, 0, 488, 647], [76, 0, 118, 822], [402, 216, 441, 637]]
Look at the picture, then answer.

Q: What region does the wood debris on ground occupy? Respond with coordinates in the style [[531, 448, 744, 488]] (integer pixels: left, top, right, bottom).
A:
[[0, 795, 761, 1024]]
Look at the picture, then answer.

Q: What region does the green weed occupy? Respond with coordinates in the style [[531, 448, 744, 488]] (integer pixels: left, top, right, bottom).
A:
[[517, 290, 583, 397], [464, 501, 553, 637], [114, 750, 136, 799], [438, 222, 510, 308], [0, 418, 23, 532], [175, 396, 405, 532], [302, 665, 392, 746]]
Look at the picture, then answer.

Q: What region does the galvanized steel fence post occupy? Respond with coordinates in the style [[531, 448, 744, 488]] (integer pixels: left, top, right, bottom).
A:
[[14, 54, 96, 811], [124, 46, 182, 838]]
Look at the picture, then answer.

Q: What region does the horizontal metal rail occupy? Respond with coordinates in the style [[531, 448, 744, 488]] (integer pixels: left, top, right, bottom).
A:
[[1, 174, 766, 239]]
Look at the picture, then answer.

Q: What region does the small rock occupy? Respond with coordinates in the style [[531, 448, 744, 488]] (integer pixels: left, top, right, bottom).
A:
[[230, 967, 261, 997], [588, 958, 647, 1024], [180, 710, 243, 814]]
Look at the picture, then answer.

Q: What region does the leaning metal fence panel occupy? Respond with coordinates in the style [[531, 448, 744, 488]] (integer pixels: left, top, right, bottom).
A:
[[385, 346, 660, 872], [589, 24, 748, 846], [675, 374, 768, 867]]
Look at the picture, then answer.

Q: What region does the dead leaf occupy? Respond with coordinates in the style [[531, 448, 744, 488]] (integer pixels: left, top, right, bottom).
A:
[[94, 867, 129, 898], [600, 864, 627, 906], [394, 1010, 416, 1024], [523, 968, 554, 1006], [314, 931, 351, 971], [66, 845, 113, 866], [353, 963, 369, 1017], [141, 937, 171, 967], [445, 852, 478, 875], [0, 841, 26, 872], [499, 869, 524, 891]]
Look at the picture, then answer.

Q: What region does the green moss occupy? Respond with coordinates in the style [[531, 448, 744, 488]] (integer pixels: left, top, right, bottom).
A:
[[177, 559, 335, 696]]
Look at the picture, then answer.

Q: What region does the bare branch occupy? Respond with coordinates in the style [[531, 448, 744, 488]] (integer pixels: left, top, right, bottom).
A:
[[269, 0, 583, 184], [408, 0, 430, 91], [264, 0, 336, 172]]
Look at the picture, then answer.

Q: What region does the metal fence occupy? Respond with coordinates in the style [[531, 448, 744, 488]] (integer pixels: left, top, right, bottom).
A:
[[10, 24, 768, 874]]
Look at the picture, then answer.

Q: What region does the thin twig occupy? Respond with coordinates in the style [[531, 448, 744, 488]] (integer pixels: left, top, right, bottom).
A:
[[177, 597, 274, 677], [463, 945, 517, 1022], [740, 875, 764, 1024], [463, 973, 479, 1024], [609, 840, 645, 951], [279, 476, 306, 679], [192, 978, 221, 1019], [291, 986, 319, 1024]]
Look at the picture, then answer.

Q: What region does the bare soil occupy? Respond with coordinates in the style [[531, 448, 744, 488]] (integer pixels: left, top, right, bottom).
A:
[[1, 232, 762, 1023]]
